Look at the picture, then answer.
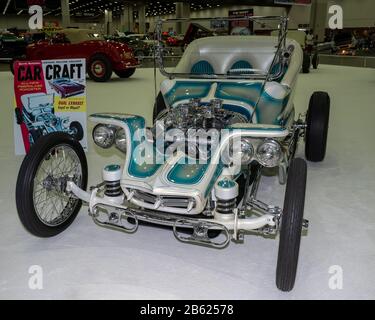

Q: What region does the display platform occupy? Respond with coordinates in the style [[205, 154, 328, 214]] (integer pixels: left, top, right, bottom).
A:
[[0, 66, 374, 299]]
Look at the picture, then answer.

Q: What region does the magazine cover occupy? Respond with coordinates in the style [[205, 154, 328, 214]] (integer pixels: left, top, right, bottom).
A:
[[13, 59, 87, 155]]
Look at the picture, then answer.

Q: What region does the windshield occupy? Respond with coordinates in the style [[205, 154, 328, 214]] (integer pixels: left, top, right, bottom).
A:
[[63, 30, 104, 44], [155, 16, 288, 81]]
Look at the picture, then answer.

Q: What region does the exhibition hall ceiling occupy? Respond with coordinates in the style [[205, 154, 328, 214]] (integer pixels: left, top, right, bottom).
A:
[[1, 0, 286, 17]]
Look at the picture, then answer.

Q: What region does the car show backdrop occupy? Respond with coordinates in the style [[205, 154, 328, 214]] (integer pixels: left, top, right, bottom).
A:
[[13, 59, 87, 155]]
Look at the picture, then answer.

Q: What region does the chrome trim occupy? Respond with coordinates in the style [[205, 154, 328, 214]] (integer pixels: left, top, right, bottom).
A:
[[173, 219, 230, 249], [67, 182, 282, 247], [91, 205, 138, 234], [131, 189, 196, 210]]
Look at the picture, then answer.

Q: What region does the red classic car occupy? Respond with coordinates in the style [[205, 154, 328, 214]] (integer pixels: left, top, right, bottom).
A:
[[12, 29, 139, 82], [166, 35, 184, 47], [161, 31, 183, 47]]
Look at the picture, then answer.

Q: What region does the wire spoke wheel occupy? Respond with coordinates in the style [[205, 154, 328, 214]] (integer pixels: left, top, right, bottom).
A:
[[16, 132, 88, 237], [32, 144, 82, 226]]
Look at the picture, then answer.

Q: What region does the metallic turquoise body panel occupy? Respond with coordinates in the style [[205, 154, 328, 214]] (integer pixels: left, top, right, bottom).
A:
[[91, 113, 161, 179], [167, 161, 210, 185]]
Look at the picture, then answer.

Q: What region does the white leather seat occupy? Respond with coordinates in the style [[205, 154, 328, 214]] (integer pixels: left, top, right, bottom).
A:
[[174, 35, 303, 87]]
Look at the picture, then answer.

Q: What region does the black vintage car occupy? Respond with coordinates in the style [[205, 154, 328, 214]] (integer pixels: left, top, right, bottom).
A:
[[0, 33, 27, 61]]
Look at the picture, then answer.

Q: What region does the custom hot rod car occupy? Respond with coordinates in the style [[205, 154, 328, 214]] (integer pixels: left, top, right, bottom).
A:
[[11, 29, 139, 82], [16, 17, 330, 292], [16, 93, 84, 144], [49, 78, 85, 98]]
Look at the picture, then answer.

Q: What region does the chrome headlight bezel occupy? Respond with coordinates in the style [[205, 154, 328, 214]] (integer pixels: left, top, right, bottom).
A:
[[256, 139, 282, 168], [228, 137, 254, 166], [239, 138, 254, 165], [115, 128, 127, 153], [92, 124, 116, 149], [236, 138, 254, 165]]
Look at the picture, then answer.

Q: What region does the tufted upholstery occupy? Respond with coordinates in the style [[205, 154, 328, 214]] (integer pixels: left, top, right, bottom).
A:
[[175, 35, 302, 87], [229, 60, 253, 74], [190, 60, 215, 74]]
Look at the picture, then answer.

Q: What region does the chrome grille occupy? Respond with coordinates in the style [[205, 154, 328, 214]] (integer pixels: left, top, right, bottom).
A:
[[133, 190, 196, 209]]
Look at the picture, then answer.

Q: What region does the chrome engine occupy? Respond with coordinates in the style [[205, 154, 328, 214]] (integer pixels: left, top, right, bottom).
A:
[[157, 98, 247, 132], [154, 99, 247, 159]]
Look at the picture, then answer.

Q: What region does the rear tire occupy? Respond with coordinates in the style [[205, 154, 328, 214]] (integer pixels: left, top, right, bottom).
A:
[[88, 54, 112, 82], [305, 92, 330, 162], [114, 68, 136, 78], [312, 53, 319, 69], [276, 158, 307, 292], [302, 52, 310, 73], [16, 132, 87, 237]]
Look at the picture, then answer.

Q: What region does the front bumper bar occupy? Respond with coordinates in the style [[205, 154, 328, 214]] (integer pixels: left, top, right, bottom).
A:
[[66, 181, 278, 248]]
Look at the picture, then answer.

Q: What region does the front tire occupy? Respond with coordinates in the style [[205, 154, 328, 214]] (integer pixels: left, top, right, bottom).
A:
[[16, 132, 87, 237], [114, 68, 136, 78], [305, 91, 330, 162], [276, 158, 307, 292]]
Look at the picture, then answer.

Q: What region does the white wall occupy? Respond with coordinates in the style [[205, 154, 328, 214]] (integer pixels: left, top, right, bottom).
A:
[[327, 0, 375, 28]]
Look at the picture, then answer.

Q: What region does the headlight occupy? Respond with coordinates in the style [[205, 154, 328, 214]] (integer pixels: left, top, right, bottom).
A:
[[256, 139, 282, 167], [115, 128, 127, 153], [239, 138, 254, 165], [121, 51, 133, 60], [229, 138, 254, 166], [92, 124, 115, 149]]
